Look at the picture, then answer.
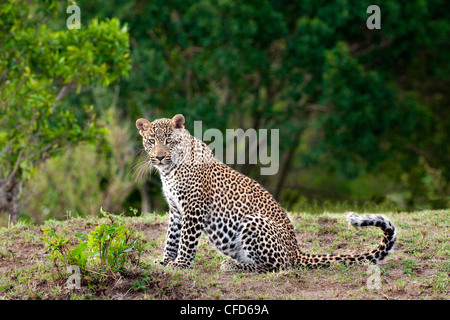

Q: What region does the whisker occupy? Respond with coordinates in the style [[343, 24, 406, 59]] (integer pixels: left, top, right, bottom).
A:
[[136, 148, 146, 156], [130, 151, 153, 181]]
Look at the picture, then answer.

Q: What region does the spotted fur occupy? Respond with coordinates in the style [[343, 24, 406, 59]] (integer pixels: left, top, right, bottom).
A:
[[136, 114, 397, 273]]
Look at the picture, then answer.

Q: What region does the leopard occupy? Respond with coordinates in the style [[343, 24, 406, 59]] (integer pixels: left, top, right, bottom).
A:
[[136, 114, 397, 273]]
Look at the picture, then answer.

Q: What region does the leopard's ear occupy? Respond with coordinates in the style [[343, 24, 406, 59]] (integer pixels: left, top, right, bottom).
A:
[[170, 114, 185, 129], [136, 118, 151, 136]]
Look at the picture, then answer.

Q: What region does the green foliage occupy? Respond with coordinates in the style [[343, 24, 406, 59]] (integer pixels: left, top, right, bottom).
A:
[[69, 240, 90, 270], [41, 226, 71, 266], [316, 41, 419, 177], [70, 0, 449, 211], [40, 226, 94, 271], [23, 107, 139, 222], [84, 208, 145, 272], [41, 208, 146, 276], [0, 0, 131, 220], [3, 0, 448, 219]]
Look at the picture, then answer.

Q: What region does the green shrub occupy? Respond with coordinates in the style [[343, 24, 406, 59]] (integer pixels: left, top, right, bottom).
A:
[[41, 208, 146, 278]]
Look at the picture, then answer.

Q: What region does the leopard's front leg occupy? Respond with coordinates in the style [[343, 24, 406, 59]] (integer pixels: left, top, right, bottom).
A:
[[158, 207, 182, 266], [166, 206, 205, 269]]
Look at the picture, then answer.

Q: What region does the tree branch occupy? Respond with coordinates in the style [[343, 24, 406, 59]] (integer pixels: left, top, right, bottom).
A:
[[51, 80, 77, 112]]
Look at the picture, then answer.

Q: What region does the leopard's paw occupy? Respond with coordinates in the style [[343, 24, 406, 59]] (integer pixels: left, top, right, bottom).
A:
[[167, 261, 192, 269], [155, 258, 173, 266]]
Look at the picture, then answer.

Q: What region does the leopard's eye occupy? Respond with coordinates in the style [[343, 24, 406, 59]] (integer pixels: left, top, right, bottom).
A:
[[166, 138, 173, 144], [148, 138, 156, 144]]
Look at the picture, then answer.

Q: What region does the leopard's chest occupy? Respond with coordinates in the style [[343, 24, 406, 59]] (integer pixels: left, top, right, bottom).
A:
[[160, 170, 189, 215]]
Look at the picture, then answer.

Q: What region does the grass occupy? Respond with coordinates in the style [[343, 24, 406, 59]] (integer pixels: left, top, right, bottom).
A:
[[0, 210, 449, 300]]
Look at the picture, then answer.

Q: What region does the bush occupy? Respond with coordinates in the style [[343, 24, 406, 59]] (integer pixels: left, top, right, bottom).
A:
[[41, 208, 146, 278]]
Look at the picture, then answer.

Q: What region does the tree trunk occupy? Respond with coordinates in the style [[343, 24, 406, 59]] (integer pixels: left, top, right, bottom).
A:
[[273, 132, 301, 202], [139, 182, 152, 214], [0, 175, 21, 223]]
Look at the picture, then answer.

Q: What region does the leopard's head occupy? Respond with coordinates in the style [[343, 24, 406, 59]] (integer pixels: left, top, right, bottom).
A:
[[136, 114, 186, 169]]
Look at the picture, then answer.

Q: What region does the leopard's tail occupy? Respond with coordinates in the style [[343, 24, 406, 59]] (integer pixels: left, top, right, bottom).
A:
[[295, 212, 396, 268]]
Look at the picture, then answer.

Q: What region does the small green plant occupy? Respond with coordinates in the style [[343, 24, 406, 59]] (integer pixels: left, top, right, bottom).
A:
[[83, 208, 146, 273], [41, 227, 70, 268], [41, 208, 146, 278], [41, 225, 95, 272]]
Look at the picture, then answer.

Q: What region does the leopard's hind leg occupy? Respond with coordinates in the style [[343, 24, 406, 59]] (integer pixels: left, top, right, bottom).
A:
[[219, 215, 291, 273]]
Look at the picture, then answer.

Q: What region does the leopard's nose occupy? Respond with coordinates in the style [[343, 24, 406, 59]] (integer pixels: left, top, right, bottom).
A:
[[156, 155, 165, 161]]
